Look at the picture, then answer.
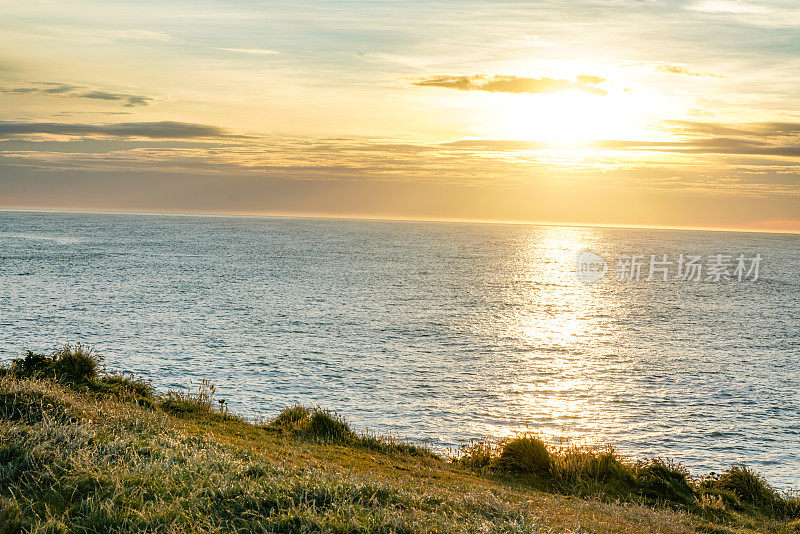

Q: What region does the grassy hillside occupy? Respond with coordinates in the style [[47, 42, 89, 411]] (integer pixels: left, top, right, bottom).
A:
[[0, 345, 798, 533]]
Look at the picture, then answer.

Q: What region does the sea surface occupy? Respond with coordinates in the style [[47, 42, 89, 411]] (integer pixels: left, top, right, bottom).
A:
[[1, 211, 798, 487]]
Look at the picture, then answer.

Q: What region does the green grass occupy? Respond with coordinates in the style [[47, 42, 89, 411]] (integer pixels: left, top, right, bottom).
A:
[[1, 346, 799, 533]]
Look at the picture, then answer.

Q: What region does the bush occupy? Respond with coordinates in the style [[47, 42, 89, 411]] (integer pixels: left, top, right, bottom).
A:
[[494, 436, 551, 475]]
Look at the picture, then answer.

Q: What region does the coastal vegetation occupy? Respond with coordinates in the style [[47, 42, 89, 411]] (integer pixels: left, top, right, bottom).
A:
[[1, 345, 798, 533]]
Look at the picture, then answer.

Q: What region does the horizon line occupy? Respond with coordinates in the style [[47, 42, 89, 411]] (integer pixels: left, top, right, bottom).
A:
[[1, 206, 799, 236]]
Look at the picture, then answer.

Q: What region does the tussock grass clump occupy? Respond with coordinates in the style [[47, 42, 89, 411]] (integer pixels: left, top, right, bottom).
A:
[[495, 435, 551, 474], [97, 372, 154, 400], [157, 379, 234, 420], [307, 409, 355, 443], [8, 346, 154, 405], [10, 344, 102, 384], [456, 438, 498, 469], [698, 464, 800, 518], [267, 406, 355, 443], [459, 436, 702, 509], [635, 460, 695, 506], [268, 404, 311, 431], [712, 465, 781, 508], [267, 405, 437, 456], [553, 445, 635, 489]]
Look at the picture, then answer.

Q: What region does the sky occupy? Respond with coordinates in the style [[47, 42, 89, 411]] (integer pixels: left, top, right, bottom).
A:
[[1, 0, 799, 231]]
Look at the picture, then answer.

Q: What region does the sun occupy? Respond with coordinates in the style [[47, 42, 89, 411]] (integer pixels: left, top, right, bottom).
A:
[[497, 90, 643, 144]]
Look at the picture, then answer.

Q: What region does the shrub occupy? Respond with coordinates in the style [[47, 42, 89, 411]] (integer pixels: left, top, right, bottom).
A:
[[494, 436, 551, 475]]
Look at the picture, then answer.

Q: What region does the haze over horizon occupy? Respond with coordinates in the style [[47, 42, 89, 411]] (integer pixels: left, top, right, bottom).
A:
[[2, 0, 799, 231]]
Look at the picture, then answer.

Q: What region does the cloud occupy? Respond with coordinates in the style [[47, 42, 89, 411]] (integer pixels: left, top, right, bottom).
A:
[[78, 90, 153, 107], [684, 0, 800, 28], [37, 27, 174, 44], [0, 83, 154, 107], [41, 83, 81, 94], [0, 121, 229, 139], [576, 75, 605, 85], [214, 47, 279, 55], [688, 1, 768, 15], [413, 74, 607, 96], [441, 121, 800, 159], [656, 65, 723, 78], [670, 120, 800, 139]]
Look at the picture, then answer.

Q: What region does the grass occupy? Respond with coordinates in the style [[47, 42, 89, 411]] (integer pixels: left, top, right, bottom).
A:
[[1, 346, 799, 533]]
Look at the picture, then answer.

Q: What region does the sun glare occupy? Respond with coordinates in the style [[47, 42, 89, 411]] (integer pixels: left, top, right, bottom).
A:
[[500, 91, 642, 144]]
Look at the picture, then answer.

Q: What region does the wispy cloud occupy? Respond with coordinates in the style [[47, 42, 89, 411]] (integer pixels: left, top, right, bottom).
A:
[[443, 121, 800, 159], [413, 75, 607, 96], [656, 64, 724, 78], [0, 82, 155, 107], [688, 1, 769, 15], [670, 120, 800, 139], [685, 0, 800, 27], [36, 26, 173, 44], [0, 121, 229, 139], [78, 90, 152, 107], [214, 47, 279, 55]]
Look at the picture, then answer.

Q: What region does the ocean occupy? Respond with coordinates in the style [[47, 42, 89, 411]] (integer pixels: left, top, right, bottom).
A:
[[1, 210, 798, 487]]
